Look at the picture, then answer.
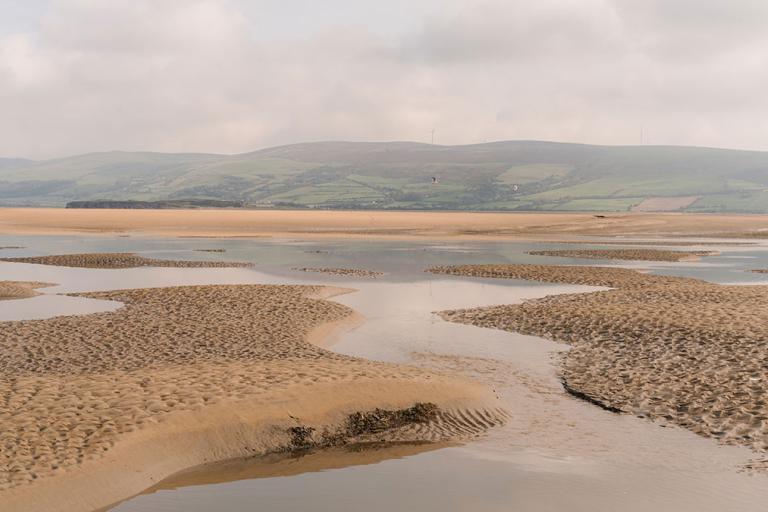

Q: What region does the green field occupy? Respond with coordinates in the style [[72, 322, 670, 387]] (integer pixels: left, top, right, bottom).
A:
[[2, 140, 768, 212]]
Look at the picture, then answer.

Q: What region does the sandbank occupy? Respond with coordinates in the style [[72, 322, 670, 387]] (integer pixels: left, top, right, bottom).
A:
[[0, 281, 51, 300], [1, 208, 768, 240], [527, 248, 718, 262], [294, 267, 384, 278], [0, 252, 252, 269], [431, 264, 768, 455], [0, 283, 503, 512]]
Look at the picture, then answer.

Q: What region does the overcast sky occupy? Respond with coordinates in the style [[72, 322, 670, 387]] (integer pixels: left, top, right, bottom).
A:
[[1, 0, 767, 158]]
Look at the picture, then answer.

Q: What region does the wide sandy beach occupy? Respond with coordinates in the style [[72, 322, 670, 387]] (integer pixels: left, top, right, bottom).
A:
[[1, 208, 768, 239]]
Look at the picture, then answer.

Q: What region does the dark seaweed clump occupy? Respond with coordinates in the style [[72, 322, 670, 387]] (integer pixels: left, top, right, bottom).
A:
[[286, 403, 439, 451]]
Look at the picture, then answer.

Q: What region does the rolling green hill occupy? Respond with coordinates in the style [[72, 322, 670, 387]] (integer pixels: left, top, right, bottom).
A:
[[2, 141, 768, 212]]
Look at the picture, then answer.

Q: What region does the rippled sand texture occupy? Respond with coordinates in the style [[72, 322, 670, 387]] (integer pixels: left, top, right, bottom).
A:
[[527, 248, 717, 262], [431, 264, 768, 454], [0, 252, 252, 269], [0, 284, 501, 508], [553, 240, 753, 246], [0, 281, 50, 300], [294, 267, 384, 278]]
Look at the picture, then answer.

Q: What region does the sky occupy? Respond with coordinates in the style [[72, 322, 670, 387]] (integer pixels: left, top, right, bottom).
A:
[[1, 0, 767, 159]]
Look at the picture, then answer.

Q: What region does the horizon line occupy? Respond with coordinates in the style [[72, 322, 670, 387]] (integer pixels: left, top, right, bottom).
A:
[[5, 138, 768, 162]]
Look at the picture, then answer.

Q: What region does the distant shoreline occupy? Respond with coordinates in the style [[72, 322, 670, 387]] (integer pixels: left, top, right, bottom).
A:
[[0, 208, 766, 240]]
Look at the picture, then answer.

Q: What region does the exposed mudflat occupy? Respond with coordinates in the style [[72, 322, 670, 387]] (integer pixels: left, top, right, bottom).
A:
[[293, 267, 384, 278], [553, 240, 753, 246], [433, 264, 768, 455], [428, 263, 687, 287], [0, 281, 50, 300], [0, 252, 252, 269], [0, 282, 502, 511], [3, 235, 768, 512], [527, 248, 717, 262]]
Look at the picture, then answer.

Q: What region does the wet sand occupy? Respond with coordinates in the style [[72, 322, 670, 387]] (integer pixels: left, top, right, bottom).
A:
[[431, 264, 768, 455], [294, 267, 384, 278], [134, 442, 448, 493], [553, 240, 754, 246], [0, 281, 50, 300], [4, 240, 768, 512], [527, 248, 717, 262], [0, 283, 504, 512], [2, 208, 768, 239], [428, 263, 681, 287], [0, 252, 252, 269]]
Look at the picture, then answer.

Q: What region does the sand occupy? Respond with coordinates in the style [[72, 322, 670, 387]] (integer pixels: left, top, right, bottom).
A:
[[0, 281, 51, 300], [0, 283, 503, 512], [1, 208, 768, 239], [527, 248, 718, 262], [428, 263, 685, 287], [294, 267, 384, 278], [0, 252, 252, 269], [553, 240, 753, 246], [430, 264, 768, 455]]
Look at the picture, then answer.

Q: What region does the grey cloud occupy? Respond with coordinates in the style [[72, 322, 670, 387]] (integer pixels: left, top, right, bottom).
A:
[[395, 0, 625, 64], [0, 0, 767, 159]]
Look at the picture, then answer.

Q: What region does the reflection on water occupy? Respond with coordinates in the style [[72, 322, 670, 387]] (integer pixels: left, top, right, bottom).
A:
[[140, 442, 447, 492], [0, 293, 122, 321], [112, 446, 766, 512], [2, 235, 768, 512], [2, 233, 767, 284]]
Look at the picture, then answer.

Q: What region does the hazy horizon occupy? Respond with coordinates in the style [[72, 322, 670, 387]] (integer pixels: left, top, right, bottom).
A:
[[2, 1, 768, 159], [7, 137, 768, 162]]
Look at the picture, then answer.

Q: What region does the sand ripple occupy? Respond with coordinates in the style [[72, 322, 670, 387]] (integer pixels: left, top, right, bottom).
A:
[[428, 263, 695, 288], [527, 248, 716, 262], [0, 281, 51, 301], [431, 264, 768, 455], [0, 284, 500, 501], [0, 252, 252, 269], [294, 267, 384, 278]]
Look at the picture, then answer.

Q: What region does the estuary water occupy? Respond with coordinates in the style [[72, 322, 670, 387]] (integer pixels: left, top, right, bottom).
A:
[[1, 236, 767, 512]]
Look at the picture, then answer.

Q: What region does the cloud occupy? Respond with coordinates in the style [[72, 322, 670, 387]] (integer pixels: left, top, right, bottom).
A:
[[0, 0, 767, 158], [394, 0, 625, 64]]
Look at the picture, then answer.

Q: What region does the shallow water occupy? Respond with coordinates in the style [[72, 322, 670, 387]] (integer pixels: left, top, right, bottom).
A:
[[2, 235, 768, 512]]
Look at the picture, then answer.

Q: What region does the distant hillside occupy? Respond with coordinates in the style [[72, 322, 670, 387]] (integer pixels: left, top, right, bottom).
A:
[[0, 158, 34, 170], [1, 141, 767, 212], [66, 199, 245, 209]]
